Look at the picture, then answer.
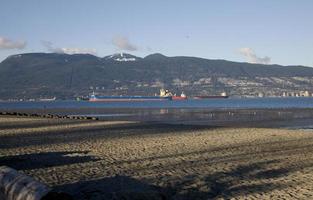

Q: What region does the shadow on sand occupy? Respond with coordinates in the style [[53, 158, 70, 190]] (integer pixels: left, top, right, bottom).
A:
[[54, 159, 296, 200], [55, 175, 167, 200], [0, 123, 216, 149], [0, 151, 99, 170]]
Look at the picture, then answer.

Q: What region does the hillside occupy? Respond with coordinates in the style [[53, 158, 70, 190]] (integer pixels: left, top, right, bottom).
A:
[[0, 53, 313, 99]]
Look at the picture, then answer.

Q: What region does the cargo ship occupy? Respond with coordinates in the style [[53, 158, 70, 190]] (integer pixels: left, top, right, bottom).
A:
[[171, 92, 187, 100], [89, 94, 171, 102], [38, 97, 56, 101], [89, 89, 187, 102], [193, 92, 228, 99]]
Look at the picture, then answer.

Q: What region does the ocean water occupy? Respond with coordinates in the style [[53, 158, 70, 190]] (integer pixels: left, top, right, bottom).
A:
[[1, 97, 313, 128], [1, 97, 313, 110]]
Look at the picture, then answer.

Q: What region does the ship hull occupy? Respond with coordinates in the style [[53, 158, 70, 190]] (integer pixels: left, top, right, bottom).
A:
[[171, 96, 187, 100], [193, 96, 229, 99], [89, 96, 172, 102]]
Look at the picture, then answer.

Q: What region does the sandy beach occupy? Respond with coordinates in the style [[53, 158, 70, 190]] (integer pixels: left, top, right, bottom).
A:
[[1, 115, 313, 199]]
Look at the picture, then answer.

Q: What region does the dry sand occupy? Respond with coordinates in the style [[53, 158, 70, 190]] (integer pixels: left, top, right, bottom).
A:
[[1, 115, 313, 199]]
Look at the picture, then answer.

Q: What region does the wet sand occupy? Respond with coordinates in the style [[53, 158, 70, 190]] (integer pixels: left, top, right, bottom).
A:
[[3, 107, 313, 128], [1, 115, 313, 199]]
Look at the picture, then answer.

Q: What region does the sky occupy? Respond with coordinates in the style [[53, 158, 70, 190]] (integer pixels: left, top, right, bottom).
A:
[[0, 0, 313, 66]]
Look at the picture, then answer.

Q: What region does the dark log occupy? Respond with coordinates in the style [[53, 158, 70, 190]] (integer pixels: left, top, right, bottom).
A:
[[0, 166, 72, 200]]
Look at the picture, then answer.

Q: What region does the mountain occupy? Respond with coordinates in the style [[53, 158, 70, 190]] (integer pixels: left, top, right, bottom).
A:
[[144, 53, 168, 61], [0, 52, 313, 99]]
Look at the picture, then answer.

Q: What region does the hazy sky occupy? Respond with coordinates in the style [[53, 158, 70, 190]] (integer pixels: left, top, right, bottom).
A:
[[1, 0, 313, 66]]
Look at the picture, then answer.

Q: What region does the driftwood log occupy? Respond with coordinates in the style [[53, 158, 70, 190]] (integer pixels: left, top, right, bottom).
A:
[[0, 166, 71, 200]]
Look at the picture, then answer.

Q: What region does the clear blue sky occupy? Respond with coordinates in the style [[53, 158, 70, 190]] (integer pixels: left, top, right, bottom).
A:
[[1, 0, 313, 66]]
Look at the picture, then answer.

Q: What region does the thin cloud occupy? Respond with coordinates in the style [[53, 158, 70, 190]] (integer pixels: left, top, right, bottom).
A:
[[239, 47, 271, 64], [146, 46, 153, 52], [0, 36, 26, 50], [42, 41, 97, 55], [112, 36, 137, 51]]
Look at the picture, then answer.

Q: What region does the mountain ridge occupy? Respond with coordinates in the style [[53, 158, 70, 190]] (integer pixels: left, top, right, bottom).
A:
[[1, 52, 311, 68], [0, 52, 312, 99]]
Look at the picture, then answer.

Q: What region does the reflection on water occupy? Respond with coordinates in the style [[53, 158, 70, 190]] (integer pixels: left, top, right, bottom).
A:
[[1, 98, 313, 128], [68, 113, 135, 117], [1, 97, 313, 110], [159, 109, 169, 114]]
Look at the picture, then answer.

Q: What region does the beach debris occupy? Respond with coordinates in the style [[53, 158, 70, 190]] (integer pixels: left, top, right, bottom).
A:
[[0, 111, 99, 121]]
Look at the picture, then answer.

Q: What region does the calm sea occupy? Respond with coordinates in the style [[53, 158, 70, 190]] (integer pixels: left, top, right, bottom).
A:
[[1, 97, 313, 128], [1, 97, 313, 109]]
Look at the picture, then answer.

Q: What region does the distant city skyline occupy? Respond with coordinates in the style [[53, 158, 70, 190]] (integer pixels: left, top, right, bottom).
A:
[[1, 0, 313, 66]]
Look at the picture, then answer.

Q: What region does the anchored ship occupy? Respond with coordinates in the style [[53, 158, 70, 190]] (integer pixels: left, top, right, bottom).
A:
[[171, 92, 187, 100], [193, 92, 228, 99], [38, 97, 56, 101], [89, 89, 186, 102], [160, 89, 187, 101]]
